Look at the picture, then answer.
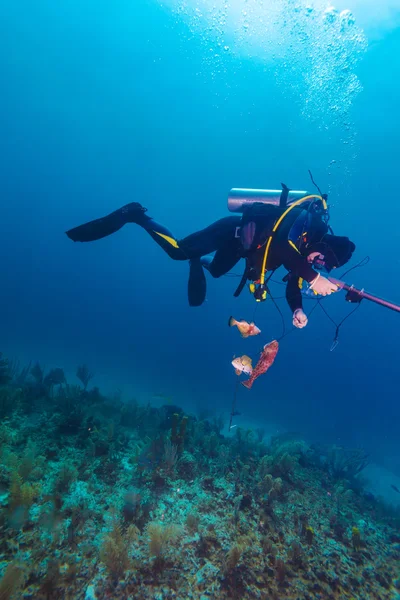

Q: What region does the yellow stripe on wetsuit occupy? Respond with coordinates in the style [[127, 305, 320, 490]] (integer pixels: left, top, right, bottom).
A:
[[288, 240, 301, 253], [154, 231, 180, 248]]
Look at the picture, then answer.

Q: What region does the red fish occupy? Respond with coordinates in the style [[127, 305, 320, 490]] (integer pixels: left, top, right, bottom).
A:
[[241, 340, 279, 389]]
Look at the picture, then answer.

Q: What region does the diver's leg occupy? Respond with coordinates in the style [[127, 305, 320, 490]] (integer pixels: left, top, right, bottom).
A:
[[67, 206, 242, 305], [202, 241, 242, 277], [67, 205, 241, 257], [66, 202, 187, 260], [137, 215, 242, 305], [132, 214, 243, 263], [188, 244, 242, 306], [180, 216, 242, 306], [138, 217, 187, 260], [178, 216, 241, 257]]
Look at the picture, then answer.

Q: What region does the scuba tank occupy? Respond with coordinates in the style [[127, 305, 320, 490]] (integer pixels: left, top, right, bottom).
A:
[[228, 188, 309, 213]]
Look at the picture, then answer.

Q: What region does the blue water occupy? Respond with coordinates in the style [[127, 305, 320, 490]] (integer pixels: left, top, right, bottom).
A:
[[1, 1, 399, 475]]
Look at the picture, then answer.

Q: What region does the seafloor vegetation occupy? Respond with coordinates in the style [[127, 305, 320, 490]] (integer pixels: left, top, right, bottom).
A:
[[0, 351, 400, 600]]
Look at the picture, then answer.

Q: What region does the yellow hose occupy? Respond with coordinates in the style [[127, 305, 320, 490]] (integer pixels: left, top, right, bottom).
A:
[[259, 195, 326, 285]]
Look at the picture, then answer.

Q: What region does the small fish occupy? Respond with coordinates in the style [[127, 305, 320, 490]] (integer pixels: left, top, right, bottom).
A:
[[241, 340, 279, 389], [231, 355, 253, 376], [391, 484, 400, 494], [229, 316, 261, 338]]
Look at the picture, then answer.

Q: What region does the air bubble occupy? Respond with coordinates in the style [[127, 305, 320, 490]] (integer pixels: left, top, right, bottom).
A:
[[164, 0, 367, 156], [323, 6, 339, 24], [340, 9, 356, 29]]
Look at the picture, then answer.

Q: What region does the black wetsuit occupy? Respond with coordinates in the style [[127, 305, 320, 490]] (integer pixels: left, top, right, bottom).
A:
[[141, 214, 323, 311], [66, 202, 324, 312]]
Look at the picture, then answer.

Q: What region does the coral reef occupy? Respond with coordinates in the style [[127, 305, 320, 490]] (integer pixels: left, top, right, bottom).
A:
[[0, 353, 399, 599]]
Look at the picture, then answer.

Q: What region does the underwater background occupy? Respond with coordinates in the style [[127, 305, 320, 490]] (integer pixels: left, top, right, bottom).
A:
[[2, 2, 400, 598], [1, 0, 400, 519]]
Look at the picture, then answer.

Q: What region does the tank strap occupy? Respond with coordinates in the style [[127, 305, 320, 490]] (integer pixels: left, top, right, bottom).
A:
[[279, 183, 290, 207]]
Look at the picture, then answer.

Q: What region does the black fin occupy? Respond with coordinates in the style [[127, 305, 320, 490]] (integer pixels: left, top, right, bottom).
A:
[[66, 203, 147, 242], [188, 259, 207, 307], [66, 215, 124, 242]]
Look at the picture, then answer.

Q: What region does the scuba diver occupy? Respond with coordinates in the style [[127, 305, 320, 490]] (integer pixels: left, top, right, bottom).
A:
[[65, 184, 355, 329]]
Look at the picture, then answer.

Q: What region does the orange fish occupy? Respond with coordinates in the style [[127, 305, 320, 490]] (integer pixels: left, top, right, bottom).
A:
[[228, 316, 261, 338], [241, 340, 279, 389], [231, 355, 253, 376]]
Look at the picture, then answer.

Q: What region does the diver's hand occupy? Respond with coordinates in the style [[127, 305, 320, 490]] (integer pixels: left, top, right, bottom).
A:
[[293, 309, 308, 329], [310, 273, 338, 296]]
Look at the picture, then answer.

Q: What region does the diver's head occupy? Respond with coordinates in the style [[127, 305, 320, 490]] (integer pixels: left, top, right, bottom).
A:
[[307, 234, 356, 272]]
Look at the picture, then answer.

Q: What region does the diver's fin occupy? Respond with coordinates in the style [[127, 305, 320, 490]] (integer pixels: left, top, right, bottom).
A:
[[188, 258, 207, 307], [66, 203, 148, 242], [66, 215, 124, 242], [228, 316, 236, 327]]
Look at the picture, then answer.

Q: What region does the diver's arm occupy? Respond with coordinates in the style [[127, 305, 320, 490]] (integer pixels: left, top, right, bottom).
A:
[[281, 243, 318, 283], [283, 246, 338, 299], [286, 275, 309, 329], [285, 276, 303, 313]]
